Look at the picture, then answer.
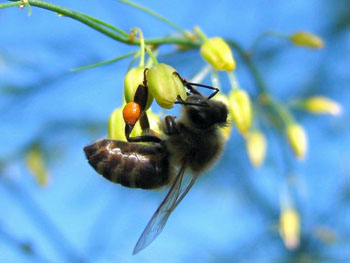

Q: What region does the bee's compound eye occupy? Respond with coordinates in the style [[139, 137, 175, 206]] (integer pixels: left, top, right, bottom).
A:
[[123, 102, 141, 125]]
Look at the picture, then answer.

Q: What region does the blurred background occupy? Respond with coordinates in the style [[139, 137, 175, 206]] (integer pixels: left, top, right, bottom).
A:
[[1, 0, 349, 262]]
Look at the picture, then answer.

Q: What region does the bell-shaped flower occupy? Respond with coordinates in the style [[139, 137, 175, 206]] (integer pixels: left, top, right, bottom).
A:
[[279, 208, 301, 250], [290, 31, 324, 49], [147, 63, 187, 109], [124, 66, 153, 110], [304, 96, 342, 116], [200, 37, 236, 71], [246, 130, 267, 168], [286, 123, 308, 160], [228, 89, 252, 136]]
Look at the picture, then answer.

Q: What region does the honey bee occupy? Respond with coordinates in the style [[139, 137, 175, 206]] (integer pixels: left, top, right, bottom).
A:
[[84, 71, 228, 254]]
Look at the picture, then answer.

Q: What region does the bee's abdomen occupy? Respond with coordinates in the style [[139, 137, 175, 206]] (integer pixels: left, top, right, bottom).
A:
[[84, 139, 170, 189]]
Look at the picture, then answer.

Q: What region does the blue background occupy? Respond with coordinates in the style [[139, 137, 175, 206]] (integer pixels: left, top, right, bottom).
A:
[[1, 0, 349, 262]]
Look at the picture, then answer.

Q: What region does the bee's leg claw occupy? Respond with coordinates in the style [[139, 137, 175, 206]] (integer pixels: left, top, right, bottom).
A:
[[164, 115, 181, 135]]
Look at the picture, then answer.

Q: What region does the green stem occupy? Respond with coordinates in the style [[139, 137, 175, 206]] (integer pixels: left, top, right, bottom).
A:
[[227, 71, 239, 90], [0, 1, 22, 8], [145, 46, 158, 65], [117, 0, 189, 38], [131, 28, 145, 67], [227, 40, 268, 95], [193, 26, 208, 41], [7, 0, 200, 47], [250, 31, 288, 53], [70, 51, 138, 72], [210, 70, 221, 90], [227, 40, 294, 127], [265, 96, 295, 126], [79, 13, 129, 37]]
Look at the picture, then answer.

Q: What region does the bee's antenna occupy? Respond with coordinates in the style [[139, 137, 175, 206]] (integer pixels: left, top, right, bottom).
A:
[[173, 71, 219, 100]]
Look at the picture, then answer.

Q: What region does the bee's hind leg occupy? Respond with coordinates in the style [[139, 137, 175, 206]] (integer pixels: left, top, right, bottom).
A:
[[125, 122, 162, 143]]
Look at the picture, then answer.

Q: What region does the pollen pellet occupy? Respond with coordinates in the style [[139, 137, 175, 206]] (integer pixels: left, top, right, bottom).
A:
[[123, 102, 141, 125]]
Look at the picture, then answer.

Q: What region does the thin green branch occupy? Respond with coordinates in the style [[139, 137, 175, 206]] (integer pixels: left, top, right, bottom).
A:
[[8, 0, 128, 42], [117, 0, 189, 37], [70, 51, 138, 72], [250, 31, 287, 54], [0, 1, 22, 8], [227, 40, 294, 127], [7, 0, 199, 47], [79, 13, 129, 37], [227, 40, 268, 95]]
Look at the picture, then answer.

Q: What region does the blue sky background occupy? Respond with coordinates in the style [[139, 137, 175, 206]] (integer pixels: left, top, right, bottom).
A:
[[1, 0, 349, 262]]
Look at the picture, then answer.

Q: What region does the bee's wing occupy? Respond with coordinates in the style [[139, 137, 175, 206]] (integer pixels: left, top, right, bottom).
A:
[[132, 162, 197, 255]]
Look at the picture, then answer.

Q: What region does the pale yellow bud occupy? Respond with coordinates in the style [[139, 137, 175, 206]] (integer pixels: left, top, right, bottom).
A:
[[25, 147, 49, 186], [200, 37, 236, 71], [286, 123, 307, 160], [228, 89, 252, 136], [290, 31, 324, 49], [246, 131, 267, 168], [305, 96, 342, 116], [279, 208, 300, 250]]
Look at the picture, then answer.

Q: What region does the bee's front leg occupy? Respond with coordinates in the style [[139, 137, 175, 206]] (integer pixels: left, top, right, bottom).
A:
[[163, 115, 182, 135]]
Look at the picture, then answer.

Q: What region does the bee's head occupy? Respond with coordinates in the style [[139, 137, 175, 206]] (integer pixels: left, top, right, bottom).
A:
[[184, 94, 228, 129]]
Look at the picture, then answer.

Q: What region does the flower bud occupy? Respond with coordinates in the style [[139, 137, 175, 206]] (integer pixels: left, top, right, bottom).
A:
[[124, 66, 153, 110], [279, 208, 300, 250], [108, 107, 142, 141], [304, 96, 342, 116], [246, 131, 266, 168], [26, 146, 49, 186], [200, 37, 236, 71], [147, 63, 187, 109], [286, 123, 307, 160], [213, 93, 232, 140], [228, 89, 252, 136], [290, 31, 324, 49]]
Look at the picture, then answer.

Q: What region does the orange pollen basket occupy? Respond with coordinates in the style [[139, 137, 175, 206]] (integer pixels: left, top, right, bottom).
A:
[[123, 102, 141, 125]]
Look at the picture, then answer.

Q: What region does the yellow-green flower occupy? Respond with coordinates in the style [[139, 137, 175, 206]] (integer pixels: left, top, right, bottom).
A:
[[304, 96, 342, 116], [124, 66, 153, 110], [286, 123, 307, 160], [279, 208, 300, 250], [228, 89, 252, 136], [290, 31, 324, 49], [200, 37, 236, 71], [246, 130, 267, 168], [147, 63, 187, 109]]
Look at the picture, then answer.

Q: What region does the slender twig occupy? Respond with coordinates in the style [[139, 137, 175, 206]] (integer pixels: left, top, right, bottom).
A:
[[227, 40, 268, 95], [0, 1, 22, 8], [7, 0, 200, 47], [70, 51, 138, 72], [227, 40, 296, 127], [117, 0, 189, 37]]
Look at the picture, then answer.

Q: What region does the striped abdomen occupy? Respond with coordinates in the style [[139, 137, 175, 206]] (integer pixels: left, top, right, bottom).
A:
[[83, 139, 171, 189]]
